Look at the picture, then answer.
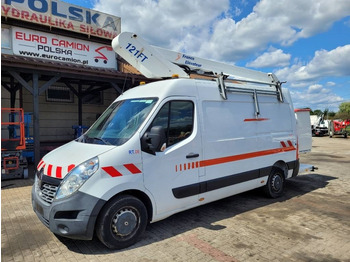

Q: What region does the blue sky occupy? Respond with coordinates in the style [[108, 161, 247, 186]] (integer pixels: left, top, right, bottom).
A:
[[66, 0, 350, 112]]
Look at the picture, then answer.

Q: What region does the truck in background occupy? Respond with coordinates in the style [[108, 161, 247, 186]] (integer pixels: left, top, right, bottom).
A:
[[310, 114, 329, 137], [328, 119, 350, 138]]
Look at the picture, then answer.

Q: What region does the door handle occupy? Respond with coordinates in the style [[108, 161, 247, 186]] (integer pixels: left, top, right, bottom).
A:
[[186, 153, 199, 159]]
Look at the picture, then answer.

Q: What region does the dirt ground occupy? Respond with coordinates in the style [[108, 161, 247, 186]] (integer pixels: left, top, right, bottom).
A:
[[1, 136, 350, 261]]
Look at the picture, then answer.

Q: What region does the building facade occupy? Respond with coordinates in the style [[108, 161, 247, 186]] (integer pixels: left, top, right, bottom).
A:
[[1, 0, 149, 165]]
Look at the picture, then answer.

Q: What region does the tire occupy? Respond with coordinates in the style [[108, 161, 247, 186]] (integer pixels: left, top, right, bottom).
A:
[[23, 168, 28, 179], [264, 167, 285, 198], [96, 195, 148, 249]]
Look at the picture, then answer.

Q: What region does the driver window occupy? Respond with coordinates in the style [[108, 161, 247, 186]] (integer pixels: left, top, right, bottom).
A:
[[149, 100, 194, 147]]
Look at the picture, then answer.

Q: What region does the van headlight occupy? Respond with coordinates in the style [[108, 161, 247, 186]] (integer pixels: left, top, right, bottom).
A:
[[55, 157, 99, 200]]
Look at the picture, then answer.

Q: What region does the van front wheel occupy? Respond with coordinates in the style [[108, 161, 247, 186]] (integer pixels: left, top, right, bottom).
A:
[[96, 195, 148, 249], [264, 167, 285, 198]]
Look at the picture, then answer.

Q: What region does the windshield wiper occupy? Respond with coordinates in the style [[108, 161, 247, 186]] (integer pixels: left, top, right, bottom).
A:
[[93, 137, 112, 145], [76, 134, 86, 142]]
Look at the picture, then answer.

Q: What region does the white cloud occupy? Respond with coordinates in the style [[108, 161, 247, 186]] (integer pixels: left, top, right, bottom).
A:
[[307, 84, 323, 94], [275, 45, 350, 83], [291, 84, 344, 111], [252, 0, 350, 40], [233, 7, 242, 17], [246, 48, 291, 68], [326, 81, 336, 86], [94, 0, 229, 52], [275, 45, 350, 111], [198, 0, 350, 61], [94, 0, 350, 62]]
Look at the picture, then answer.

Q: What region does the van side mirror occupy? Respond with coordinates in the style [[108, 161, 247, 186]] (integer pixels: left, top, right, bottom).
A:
[[141, 126, 167, 155]]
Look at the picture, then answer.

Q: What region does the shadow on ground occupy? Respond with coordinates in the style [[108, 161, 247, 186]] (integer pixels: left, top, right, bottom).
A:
[[55, 173, 336, 254]]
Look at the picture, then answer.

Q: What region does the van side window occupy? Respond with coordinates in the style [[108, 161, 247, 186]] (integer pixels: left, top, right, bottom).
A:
[[150, 101, 194, 147]]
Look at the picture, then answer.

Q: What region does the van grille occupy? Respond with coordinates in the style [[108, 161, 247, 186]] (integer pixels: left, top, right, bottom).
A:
[[40, 183, 58, 204], [35, 169, 61, 205]]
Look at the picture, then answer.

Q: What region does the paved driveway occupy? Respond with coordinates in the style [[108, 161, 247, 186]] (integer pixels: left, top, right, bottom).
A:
[[2, 137, 350, 261]]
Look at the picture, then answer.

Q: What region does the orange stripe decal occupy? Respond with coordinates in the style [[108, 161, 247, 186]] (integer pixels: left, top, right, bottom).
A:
[[37, 160, 44, 170], [175, 144, 296, 172], [68, 164, 75, 172], [47, 164, 53, 176], [174, 144, 295, 172], [102, 166, 122, 177], [244, 118, 269, 122], [56, 166, 62, 178], [124, 164, 142, 174], [200, 146, 295, 168]]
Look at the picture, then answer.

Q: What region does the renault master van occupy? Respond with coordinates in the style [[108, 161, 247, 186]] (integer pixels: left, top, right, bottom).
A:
[[32, 32, 309, 249]]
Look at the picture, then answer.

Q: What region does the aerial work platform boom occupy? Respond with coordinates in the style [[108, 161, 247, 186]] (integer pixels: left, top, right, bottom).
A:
[[112, 32, 283, 101]]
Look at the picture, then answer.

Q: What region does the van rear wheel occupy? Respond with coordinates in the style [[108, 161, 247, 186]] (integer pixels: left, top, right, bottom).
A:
[[96, 195, 148, 249], [264, 167, 285, 198]]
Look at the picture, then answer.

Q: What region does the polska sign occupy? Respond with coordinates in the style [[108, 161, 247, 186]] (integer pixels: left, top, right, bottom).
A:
[[1, 0, 121, 40]]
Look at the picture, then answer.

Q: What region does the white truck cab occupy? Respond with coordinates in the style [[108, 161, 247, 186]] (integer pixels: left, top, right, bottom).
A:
[[32, 32, 311, 249]]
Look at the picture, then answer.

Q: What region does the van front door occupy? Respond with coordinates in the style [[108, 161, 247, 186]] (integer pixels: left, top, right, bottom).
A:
[[142, 99, 202, 217]]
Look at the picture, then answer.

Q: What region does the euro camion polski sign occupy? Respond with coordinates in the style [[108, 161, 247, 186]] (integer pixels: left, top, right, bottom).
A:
[[12, 26, 117, 69]]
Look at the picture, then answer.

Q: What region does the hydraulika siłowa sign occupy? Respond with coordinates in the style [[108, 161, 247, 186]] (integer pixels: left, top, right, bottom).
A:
[[12, 26, 117, 68], [1, 0, 121, 40]]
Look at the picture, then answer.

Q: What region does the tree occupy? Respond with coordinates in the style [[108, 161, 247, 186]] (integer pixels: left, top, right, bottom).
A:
[[328, 111, 336, 118], [313, 109, 322, 116], [335, 102, 350, 119], [338, 102, 350, 114], [323, 108, 329, 119]]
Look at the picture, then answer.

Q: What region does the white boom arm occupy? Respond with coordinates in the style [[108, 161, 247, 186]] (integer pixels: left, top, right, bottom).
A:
[[112, 32, 279, 85], [154, 46, 275, 85], [112, 32, 189, 78], [112, 32, 284, 102]]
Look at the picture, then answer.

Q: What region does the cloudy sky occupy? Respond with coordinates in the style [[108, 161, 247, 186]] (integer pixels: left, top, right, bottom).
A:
[[69, 0, 350, 112]]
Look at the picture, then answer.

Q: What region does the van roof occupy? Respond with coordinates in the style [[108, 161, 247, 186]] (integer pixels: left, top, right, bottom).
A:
[[113, 77, 292, 105], [115, 78, 200, 101]]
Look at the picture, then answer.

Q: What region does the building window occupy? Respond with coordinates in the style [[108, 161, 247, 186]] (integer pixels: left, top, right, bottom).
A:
[[46, 86, 74, 103]]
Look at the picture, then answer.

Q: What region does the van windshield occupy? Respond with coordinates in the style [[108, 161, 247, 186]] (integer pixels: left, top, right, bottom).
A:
[[81, 98, 158, 146]]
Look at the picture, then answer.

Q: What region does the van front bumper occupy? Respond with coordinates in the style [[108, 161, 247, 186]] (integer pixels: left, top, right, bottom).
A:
[[32, 181, 106, 240]]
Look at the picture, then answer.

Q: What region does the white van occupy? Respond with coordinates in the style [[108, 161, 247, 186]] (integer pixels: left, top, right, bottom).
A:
[[32, 77, 304, 249], [32, 32, 310, 249]]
